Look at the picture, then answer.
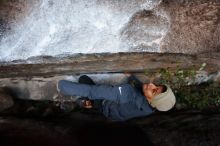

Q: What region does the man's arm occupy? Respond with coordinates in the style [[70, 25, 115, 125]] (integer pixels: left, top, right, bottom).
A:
[[104, 101, 153, 121], [126, 74, 143, 92]]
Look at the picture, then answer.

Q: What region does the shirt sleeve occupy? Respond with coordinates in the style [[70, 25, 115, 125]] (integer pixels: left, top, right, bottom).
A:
[[105, 102, 153, 121], [127, 75, 143, 92]]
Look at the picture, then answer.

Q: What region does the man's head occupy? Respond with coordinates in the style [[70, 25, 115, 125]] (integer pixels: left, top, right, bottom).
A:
[[143, 83, 176, 111]]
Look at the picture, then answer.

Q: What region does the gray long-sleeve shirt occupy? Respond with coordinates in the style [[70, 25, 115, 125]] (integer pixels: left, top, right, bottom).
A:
[[58, 77, 154, 121]]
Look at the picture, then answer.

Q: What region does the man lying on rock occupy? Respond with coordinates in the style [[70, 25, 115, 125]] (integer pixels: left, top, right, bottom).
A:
[[57, 74, 176, 121]]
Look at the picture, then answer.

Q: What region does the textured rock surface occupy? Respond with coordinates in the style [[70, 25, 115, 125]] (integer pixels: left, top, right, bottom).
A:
[[0, 106, 220, 146], [0, 0, 219, 62], [0, 88, 14, 112], [0, 1, 220, 145], [160, 0, 220, 54], [0, 52, 219, 78]]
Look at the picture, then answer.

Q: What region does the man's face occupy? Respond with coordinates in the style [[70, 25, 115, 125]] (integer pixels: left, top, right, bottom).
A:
[[142, 83, 164, 100]]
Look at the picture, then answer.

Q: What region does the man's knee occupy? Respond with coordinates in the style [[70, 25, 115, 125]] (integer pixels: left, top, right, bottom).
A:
[[79, 75, 95, 85]]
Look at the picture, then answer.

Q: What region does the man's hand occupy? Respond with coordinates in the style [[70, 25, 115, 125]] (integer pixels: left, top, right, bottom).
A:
[[82, 100, 93, 109]]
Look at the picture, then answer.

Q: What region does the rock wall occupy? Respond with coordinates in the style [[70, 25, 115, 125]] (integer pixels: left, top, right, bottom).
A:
[[0, 1, 220, 146], [160, 0, 220, 54], [0, 0, 219, 61], [0, 88, 14, 112], [1, 105, 220, 146]]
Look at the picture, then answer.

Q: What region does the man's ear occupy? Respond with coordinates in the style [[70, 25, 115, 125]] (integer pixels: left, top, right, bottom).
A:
[[152, 88, 157, 95]]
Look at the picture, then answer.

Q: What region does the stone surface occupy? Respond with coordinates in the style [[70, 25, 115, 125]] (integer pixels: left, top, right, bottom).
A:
[[0, 106, 220, 146], [0, 0, 219, 62], [0, 88, 14, 112], [0, 0, 220, 146], [160, 0, 220, 54], [0, 52, 219, 78]]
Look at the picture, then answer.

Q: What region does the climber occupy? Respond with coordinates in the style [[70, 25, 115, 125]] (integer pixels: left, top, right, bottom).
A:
[[57, 74, 176, 121]]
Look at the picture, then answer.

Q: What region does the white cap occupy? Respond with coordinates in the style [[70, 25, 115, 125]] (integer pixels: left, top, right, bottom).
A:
[[150, 85, 176, 111]]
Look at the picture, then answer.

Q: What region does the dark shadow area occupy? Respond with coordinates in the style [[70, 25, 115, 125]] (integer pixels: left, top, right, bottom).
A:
[[1, 98, 220, 146], [0, 81, 220, 146], [0, 98, 154, 146], [75, 122, 154, 146]]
